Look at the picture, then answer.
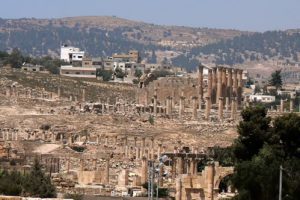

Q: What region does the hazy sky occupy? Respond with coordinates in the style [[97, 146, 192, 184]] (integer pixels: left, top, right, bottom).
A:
[[0, 0, 299, 31]]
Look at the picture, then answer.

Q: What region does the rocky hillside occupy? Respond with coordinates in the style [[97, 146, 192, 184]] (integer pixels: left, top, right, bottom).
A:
[[0, 16, 243, 58]]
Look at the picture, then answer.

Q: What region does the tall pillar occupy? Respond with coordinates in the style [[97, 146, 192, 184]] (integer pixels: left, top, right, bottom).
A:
[[158, 164, 164, 187], [166, 97, 172, 116], [179, 94, 185, 118], [105, 160, 110, 184], [212, 68, 217, 104], [233, 69, 238, 99], [227, 68, 233, 104], [93, 158, 97, 170], [237, 69, 243, 106], [157, 143, 162, 160], [141, 157, 148, 184], [134, 136, 137, 147], [175, 178, 182, 200], [221, 68, 227, 98], [280, 99, 284, 112], [150, 137, 155, 159], [153, 87, 158, 116], [205, 96, 211, 120], [290, 98, 295, 112], [82, 88, 86, 102], [192, 96, 198, 120], [177, 156, 184, 175], [80, 159, 84, 171], [231, 97, 237, 120], [57, 87, 61, 99], [141, 137, 146, 156], [225, 97, 230, 112], [207, 69, 212, 98], [6, 87, 10, 97], [218, 97, 224, 121], [198, 65, 204, 104], [216, 67, 223, 102], [206, 163, 215, 200], [190, 158, 195, 175]]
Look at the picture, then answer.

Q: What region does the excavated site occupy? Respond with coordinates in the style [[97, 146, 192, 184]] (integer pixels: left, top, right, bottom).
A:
[[0, 66, 246, 200]]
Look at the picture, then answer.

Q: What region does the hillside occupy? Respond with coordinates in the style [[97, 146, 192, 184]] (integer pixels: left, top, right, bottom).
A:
[[175, 31, 300, 67], [0, 16, 243, 59]]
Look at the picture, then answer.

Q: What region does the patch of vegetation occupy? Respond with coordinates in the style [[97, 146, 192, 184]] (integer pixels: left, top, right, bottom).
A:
[[148, 115, 155, 125], [0, 159, 56, 197], [230, 106, 300, 200]]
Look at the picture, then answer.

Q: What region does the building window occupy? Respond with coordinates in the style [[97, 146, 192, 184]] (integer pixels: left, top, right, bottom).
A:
[[76, 72, 80, 75]]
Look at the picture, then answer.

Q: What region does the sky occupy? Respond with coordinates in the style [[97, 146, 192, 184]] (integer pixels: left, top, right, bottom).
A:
[[0, 0, 299, 32]]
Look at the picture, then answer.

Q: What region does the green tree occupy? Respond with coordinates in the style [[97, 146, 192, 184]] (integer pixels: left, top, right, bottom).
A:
[[6, 48, 24, 68], [269, 70, 282, 89], [233, 106, 271, 161], [134, 69, 143, 78], [232, 107, 300, 200], [0, 170, 23, 196], [96, 69, 113, 81], [23, 158, 56, 198]]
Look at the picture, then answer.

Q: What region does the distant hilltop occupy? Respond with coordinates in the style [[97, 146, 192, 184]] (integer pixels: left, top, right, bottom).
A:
[[0, 16, 299, 73]]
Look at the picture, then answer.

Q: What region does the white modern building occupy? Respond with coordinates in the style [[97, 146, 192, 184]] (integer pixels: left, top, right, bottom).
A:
[[60, 45, 85, 63], [249, 94, 276, 103]]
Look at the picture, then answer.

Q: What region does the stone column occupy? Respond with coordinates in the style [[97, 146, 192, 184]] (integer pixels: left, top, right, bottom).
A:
[[134, 136, 137, 147], [141, 137, 146, 156], [105, 160, 110, 184], [225, 97, 230, 111], [82, 88, 86, 102], [233, 69, 238, 99], [175, 178, 182, 200], [158, 164, 164, 187], [153, 87, 158, 116], [212, 68, 217, 104], [205, 96, 211, 120], [218, 97, 224, 121], [280, 99, 284, 112], [231, 97, 237, 120], [93, 158, 97, 170], [206, 163, 215, 200], [124, 137, 128, 157], [157, 143, 162, 160], [57, 87, 61, 99], [237, 69, 243, 106], [207, 69, 212, 98], [216, 67, 223, 102], [80, 159, 84, 171], [141, 157, 148, 184], [221, 68, 227, 98], [6, 87, 10, 97], [105, 135, 108, 146], [166, 97, 172, 116], [290, 98, 295, 112], [192, 96, 198, 120], [190, 158, 195, 175], [150, 137, 155, 159], [179, 91, 185, 118], [198, 65, 204, 103], [227, 68, 233, 104], [177, 156, 184, 175]]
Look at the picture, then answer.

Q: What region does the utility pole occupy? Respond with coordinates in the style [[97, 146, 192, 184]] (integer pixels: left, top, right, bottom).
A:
[[279, 165, 282, 200]]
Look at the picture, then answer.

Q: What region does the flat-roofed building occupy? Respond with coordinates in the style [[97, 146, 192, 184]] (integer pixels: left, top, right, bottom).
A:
[[249, 94, 276, 103], [60, 65, 96, 78], [112, 50, 141, 63]]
